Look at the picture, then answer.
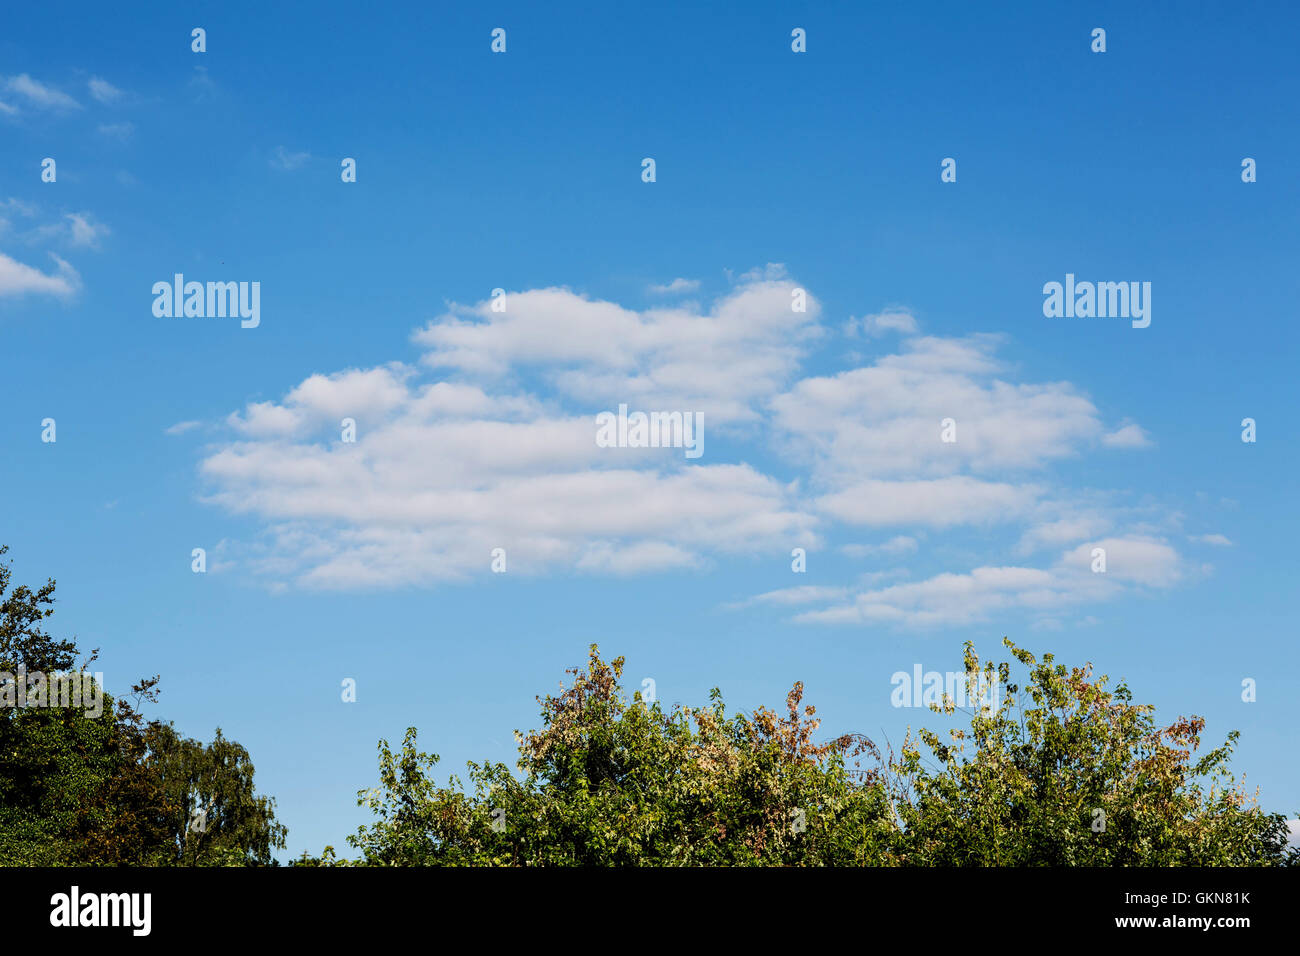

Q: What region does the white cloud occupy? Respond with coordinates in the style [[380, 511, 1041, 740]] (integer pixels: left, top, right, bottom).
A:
[[226, 365, 416, 437], [165, 420, 203, 436], [65, 213, 108, 247], [842, 535, 919, 558], [732, 585, 852, 608], [0, 251, 79, 299], [193, 272, 1188, 607], [771, 334, 1108, 482], [87, 77, 123, 104], [792, 536, 1184, 628], [1016, 513, 1114, 553], [733, 263, 789, 282], [1102, 422, 1153, 448], [795, 565, 1065, 627], [575, 541, 702, 575], [817, 477, 1039, 528], [24, 212, 109, 249], [845, 309, 918, 337], [1059, 536, 1183, 587], [415, 273, 820, 425], [200, 339, 818, 588], [0, 199, 38, 217], [1191, 533, 1233, 547], [648, 277, 700, 295], [4, 74, 81, 110], [201, 451, 815, 588]]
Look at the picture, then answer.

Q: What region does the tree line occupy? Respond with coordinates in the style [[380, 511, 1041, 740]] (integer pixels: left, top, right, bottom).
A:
[[1, 544, 1292, 867]]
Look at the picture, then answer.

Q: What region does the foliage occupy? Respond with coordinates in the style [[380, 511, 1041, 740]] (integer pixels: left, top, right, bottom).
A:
[[338, 642, 1296, 867], [0, 545, 285, 866], [147, 723, 287, 866], [888, 640, 1294, 865]]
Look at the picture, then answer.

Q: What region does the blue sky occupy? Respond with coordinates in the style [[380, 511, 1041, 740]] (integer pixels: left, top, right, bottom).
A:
[[2, 1, 1297, 859]]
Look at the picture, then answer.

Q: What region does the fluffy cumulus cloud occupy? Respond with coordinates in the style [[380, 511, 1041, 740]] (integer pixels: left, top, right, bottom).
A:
[[1102, 422, 1153, 448], [413, 274, 820, 425], [202, 360, 816, 588], [193, 268, 1187, 622], [772, 334, 1106, 480]]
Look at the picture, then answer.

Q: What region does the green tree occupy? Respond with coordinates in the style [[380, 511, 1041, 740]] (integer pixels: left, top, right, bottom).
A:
[[336, 642, 1295, 867], [887, 639, 1294, 866], [147, 723, 287, 866], [342, 646, 893, 866], [0, 545, 286, 866]]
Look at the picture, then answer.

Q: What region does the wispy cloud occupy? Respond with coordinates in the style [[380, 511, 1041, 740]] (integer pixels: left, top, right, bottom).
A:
[[0, 198, 38, 218], [0, 251, 80, 299], [87, 76, 123, 104], [187, 65, 217, 102], [728, 585, 852, 609], [648, 277, 700, 295], [270, 146, 312, 171], [794, 537, 1187, 628], [845, 309, 919, 337], [26, 212, 110, 249], [97, 121, 134, 142], [65, 212, 108, 247], [3, 74, 81, 110]]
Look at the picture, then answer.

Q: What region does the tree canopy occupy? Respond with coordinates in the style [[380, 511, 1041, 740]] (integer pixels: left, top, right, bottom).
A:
[[0, 545, 285, 866], [2, 543, 1291, 867], [316, 643, 1294, 867]]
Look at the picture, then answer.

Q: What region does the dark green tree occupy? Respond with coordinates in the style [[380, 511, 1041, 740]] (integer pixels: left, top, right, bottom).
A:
[[147, 723, 287, 866], [0, 545, 285, 866]]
